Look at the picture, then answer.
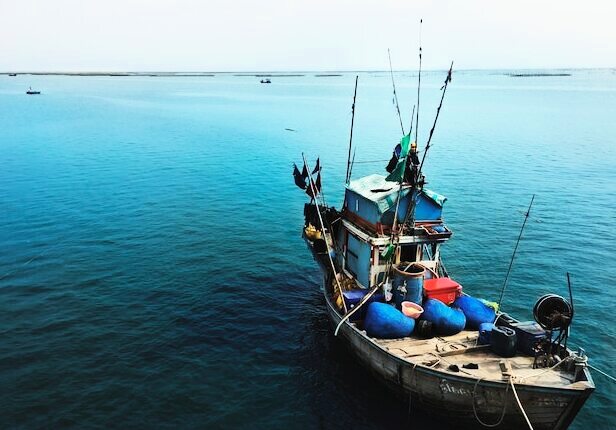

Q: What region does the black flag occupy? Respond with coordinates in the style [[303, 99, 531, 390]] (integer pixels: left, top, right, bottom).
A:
[[293, 163, 307, 189], [306, 172, 321, 199], [312, 158, 320, 175]]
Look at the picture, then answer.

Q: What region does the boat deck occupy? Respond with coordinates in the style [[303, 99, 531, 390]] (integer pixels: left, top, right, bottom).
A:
[[371, 330, 578, 388]]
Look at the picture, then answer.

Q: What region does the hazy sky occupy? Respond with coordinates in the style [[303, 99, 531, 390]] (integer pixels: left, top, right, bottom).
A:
[[1, 0, 614, 71]]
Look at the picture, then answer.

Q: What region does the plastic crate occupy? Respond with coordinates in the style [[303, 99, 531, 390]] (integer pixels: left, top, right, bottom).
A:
[[423, 277, 462, 305]]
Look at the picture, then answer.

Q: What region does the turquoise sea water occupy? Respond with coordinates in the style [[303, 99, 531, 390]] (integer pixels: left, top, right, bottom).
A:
[[0, 70, 614, 429]]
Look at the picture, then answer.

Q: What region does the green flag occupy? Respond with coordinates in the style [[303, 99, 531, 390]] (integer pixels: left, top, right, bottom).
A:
[[385, 158, 405, 182], [385, 133, 411, 182], [399, 133, 411, 158]]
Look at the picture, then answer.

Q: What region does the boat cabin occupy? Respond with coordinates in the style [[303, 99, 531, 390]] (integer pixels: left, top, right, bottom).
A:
[[336, 174, 451, 288]]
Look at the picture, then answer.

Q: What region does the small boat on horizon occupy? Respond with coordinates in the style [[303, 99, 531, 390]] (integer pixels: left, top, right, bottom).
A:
[[293, 66, 595, 429], [260, 78, 271, 84], [9, 73, 17, 76], [26, 86, 41, 95]]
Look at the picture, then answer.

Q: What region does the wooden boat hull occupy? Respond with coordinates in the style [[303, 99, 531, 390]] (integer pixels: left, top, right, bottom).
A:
[[322, 280, 594, 430]]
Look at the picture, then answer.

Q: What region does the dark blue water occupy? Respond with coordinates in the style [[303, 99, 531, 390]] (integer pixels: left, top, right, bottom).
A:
[[1, 70, 614, 429]]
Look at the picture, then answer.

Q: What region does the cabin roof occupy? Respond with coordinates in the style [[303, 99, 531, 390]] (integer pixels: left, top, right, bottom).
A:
[[346, 174, 447, 214]]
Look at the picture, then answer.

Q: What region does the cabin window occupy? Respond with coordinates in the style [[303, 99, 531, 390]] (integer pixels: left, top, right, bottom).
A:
[[400, 244, 418, 262]]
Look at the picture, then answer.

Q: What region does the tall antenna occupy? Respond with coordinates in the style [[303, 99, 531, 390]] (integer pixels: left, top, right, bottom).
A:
[[414, 19, 423, 145], [498, 195, 535, 309], [345, 76, 359, 184], [388, 49, 405, 135]]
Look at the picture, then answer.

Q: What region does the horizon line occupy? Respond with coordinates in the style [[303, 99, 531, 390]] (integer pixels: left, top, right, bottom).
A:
[[2, 66, 615, 76]]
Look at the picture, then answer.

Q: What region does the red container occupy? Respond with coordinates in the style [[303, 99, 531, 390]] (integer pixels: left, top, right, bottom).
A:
[[423, 278, 462, 305]]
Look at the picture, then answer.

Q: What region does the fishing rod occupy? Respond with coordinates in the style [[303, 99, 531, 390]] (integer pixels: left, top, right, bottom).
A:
[[348, 148, 356, 182], [388, 49, 405, 135], [566, 272, 574, 319], [414, 19, 423, 146], [400, 63, 454, 233], [417, 62, 453, 177], [345, 76, 359, 184], [497, 194, 535, 309]]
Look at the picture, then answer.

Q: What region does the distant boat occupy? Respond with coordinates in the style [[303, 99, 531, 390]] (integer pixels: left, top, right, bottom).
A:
[[9, 73, 17, 77], [26, 86, 40, 95], [260, 79, 271, 84]]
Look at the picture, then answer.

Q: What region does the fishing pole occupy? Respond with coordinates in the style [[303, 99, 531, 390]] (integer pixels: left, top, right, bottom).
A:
[[414, 19, 423, 146], [388, 49, 405, 135], [566, 272, 574, 319], [400, 63, 454, 233], [417, 62, 453, 176], [346, 76, 359, 184], [348, 148, 357, 182], [497, 194, 535, 309]]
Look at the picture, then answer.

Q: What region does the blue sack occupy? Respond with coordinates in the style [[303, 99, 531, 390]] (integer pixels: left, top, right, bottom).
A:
[[365, 302, 415, 339], [453, 296, 496, 330], [421, 298, 466, 336]]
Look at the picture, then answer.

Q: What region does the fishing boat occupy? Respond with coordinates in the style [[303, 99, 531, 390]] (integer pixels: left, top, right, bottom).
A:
[[293, 67, 595, 429], [260, 78, 271, 84], [26, 86, 41, 95]]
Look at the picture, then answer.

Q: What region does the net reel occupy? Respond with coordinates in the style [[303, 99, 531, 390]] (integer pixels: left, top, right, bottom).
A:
[[532, 294, 574, 367]]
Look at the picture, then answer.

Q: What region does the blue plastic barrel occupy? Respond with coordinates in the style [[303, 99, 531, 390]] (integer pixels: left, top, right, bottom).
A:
[[392, 262, 424, 308], [364, 302, 415, 339], [421, 298, 466, 336], [453, 296, 496, 330]]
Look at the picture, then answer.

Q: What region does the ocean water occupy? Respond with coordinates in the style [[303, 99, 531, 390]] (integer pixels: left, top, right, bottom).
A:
[[0, 69, 614, 429]]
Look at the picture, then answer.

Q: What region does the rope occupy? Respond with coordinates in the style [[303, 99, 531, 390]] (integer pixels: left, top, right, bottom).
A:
[[510, 378, 534, 430], [516, 356, 572, 382], [472, 377, 509, 428], [407, 363, 418, 421], [588, 364, 616, 383], [351, 159, 391, 165], [333, 281, 383, 336]]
